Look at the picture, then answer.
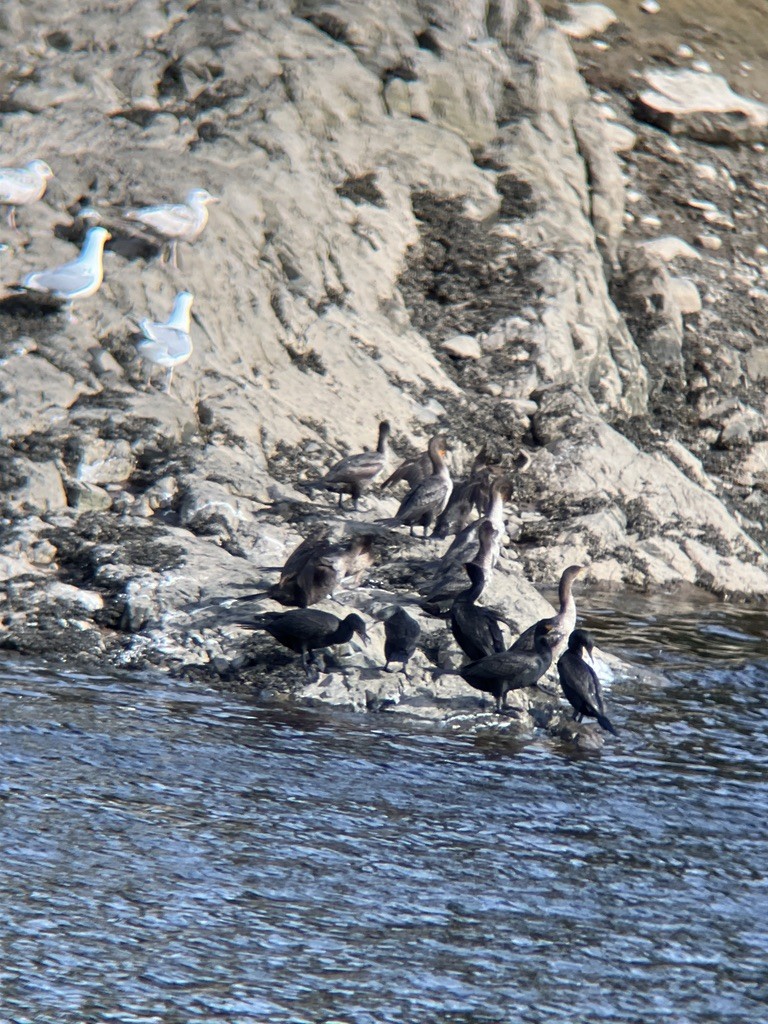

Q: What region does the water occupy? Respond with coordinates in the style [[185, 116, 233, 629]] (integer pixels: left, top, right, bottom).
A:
[[2, 601, 767, 1024]]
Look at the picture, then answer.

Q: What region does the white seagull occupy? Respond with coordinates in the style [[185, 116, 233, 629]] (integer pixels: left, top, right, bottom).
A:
[[0, 159, 53, 230], [21, 225, 110, 315], [135, 290, 194, 395], [125, 188, 219, 267]]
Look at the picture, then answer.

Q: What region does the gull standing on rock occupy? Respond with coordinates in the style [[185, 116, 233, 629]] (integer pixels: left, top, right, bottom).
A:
[[125, 188, 219, 267], [135, 290, 194, 395], [0, 159, 53, 230], [20, 225, 110, 316]]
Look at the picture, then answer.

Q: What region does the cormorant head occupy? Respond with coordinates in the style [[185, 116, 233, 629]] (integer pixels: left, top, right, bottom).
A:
[[347, 613, 369, 645], [568, 628, 594, 657]]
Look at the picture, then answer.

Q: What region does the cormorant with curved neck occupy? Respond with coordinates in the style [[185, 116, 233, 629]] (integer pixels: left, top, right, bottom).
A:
[[383, 607, 421, 672], [459, 620, 554, 712], [390, 433, 452, 537], [450, 562, 506, 661], [321, 421, 391, 511], [509, 565, 583, 662], [237, 608, 368, 675], [557, 629, 617, 735]]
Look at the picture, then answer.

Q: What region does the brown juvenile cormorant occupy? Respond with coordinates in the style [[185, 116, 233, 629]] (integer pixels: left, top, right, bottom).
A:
[[557, 629, 617, 735], [250, 531, 375, 607], [237, 608, 368, 675], [459, 620, 553, 712], [449, 562, 506, 661], [421, 519, 499, 609], [509, 565, 583, 662], [389, 433, 452, 537], [383, 607, 421, 672], [439, 476, 512, 571], [321, 421, 391, 510], [432, 447, 498, 539], [380, 445, 432, 492]]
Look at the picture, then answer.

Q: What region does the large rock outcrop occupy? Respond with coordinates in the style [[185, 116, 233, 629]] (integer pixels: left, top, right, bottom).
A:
[[0, 0, 766, 730]]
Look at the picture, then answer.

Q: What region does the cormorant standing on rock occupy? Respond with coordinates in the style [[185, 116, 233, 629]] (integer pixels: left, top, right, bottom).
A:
[[450, 562, 506, 661], [438, 476, 513, 573], [247, 531, 375, 607], [389, 434, 452, 537], [321, 421, 391, 511], [237, 608, 368, 675], [509, 565, 583, 662], [432, 447, 498, 539], [459, 620, 554, 713], [380, 444, 433, 493], [422, 519, 498, 608], [383, 607, 421, 672], [557, 629, 617, 735]]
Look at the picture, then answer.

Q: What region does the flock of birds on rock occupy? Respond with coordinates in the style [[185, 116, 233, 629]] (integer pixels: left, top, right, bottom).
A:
[[0, 158, 218, 393], [0, 160, 617, 737], [234, 422, 618, 736]]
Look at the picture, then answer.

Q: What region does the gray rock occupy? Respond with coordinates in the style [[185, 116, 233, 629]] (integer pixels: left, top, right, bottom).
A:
[[635, 68, 768, 145]]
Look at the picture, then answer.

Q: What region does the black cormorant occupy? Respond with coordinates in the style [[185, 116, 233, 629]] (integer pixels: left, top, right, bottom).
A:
[[557, 629, 617, 735], [383, 607, 421, 672], [449, 562, 506, 661], [237, 608, 368, 675], [459, 620, 553, 712]]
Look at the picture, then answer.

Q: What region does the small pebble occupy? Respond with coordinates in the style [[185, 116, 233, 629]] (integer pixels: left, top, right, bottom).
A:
[[640, 0, 660, 12]]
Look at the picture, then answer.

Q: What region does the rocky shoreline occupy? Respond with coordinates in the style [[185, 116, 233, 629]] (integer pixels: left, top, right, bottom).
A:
[[0, 0, 766, 744]]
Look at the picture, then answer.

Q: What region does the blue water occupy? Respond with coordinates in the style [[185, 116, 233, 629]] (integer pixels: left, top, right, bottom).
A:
[[1, 600, 767, 1024]]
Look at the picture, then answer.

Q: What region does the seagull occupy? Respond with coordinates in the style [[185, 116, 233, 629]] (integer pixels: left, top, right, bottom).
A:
[[20, 225, 110, 316], [124, 188, 219, 267], [135, 290, 194, 395], [0, 159, 53, 230]]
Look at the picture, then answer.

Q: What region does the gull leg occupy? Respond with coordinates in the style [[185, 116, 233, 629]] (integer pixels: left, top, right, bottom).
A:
[[164, 366, 174, 395], [7, 207, 17, 231]]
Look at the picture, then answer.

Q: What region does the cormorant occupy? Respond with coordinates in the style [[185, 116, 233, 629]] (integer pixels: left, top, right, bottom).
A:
[[509, 565, 583, 662], [432, 447, 498, 539], [557, 629, 617, 735], [380, 445, 432, 492], [439, 476, 512, 571], [383, 607, 421, 672], [421, 519, 499, 608], [321, 421, 391, 511], [449, 562, 506, 661], [237, 608, 368, 675], [239, 531, 375, 608], [389, 434, 452, 537], [459, 620, 553, 712]]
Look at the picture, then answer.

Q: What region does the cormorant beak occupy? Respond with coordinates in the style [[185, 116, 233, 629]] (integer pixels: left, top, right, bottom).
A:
[[359, 629, 370, 647], [586, 645, 595, 665]]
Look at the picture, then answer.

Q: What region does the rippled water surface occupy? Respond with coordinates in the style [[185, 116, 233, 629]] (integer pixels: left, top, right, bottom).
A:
[[2, 600, 767, 1024]]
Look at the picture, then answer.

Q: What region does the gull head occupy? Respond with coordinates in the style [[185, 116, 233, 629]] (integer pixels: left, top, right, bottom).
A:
[[28, 160, 54, 179], [186, 188, 220, 207]]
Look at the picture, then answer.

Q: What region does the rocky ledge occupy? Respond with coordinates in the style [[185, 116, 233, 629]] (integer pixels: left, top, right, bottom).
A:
[[0, 0, 765, 745]]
